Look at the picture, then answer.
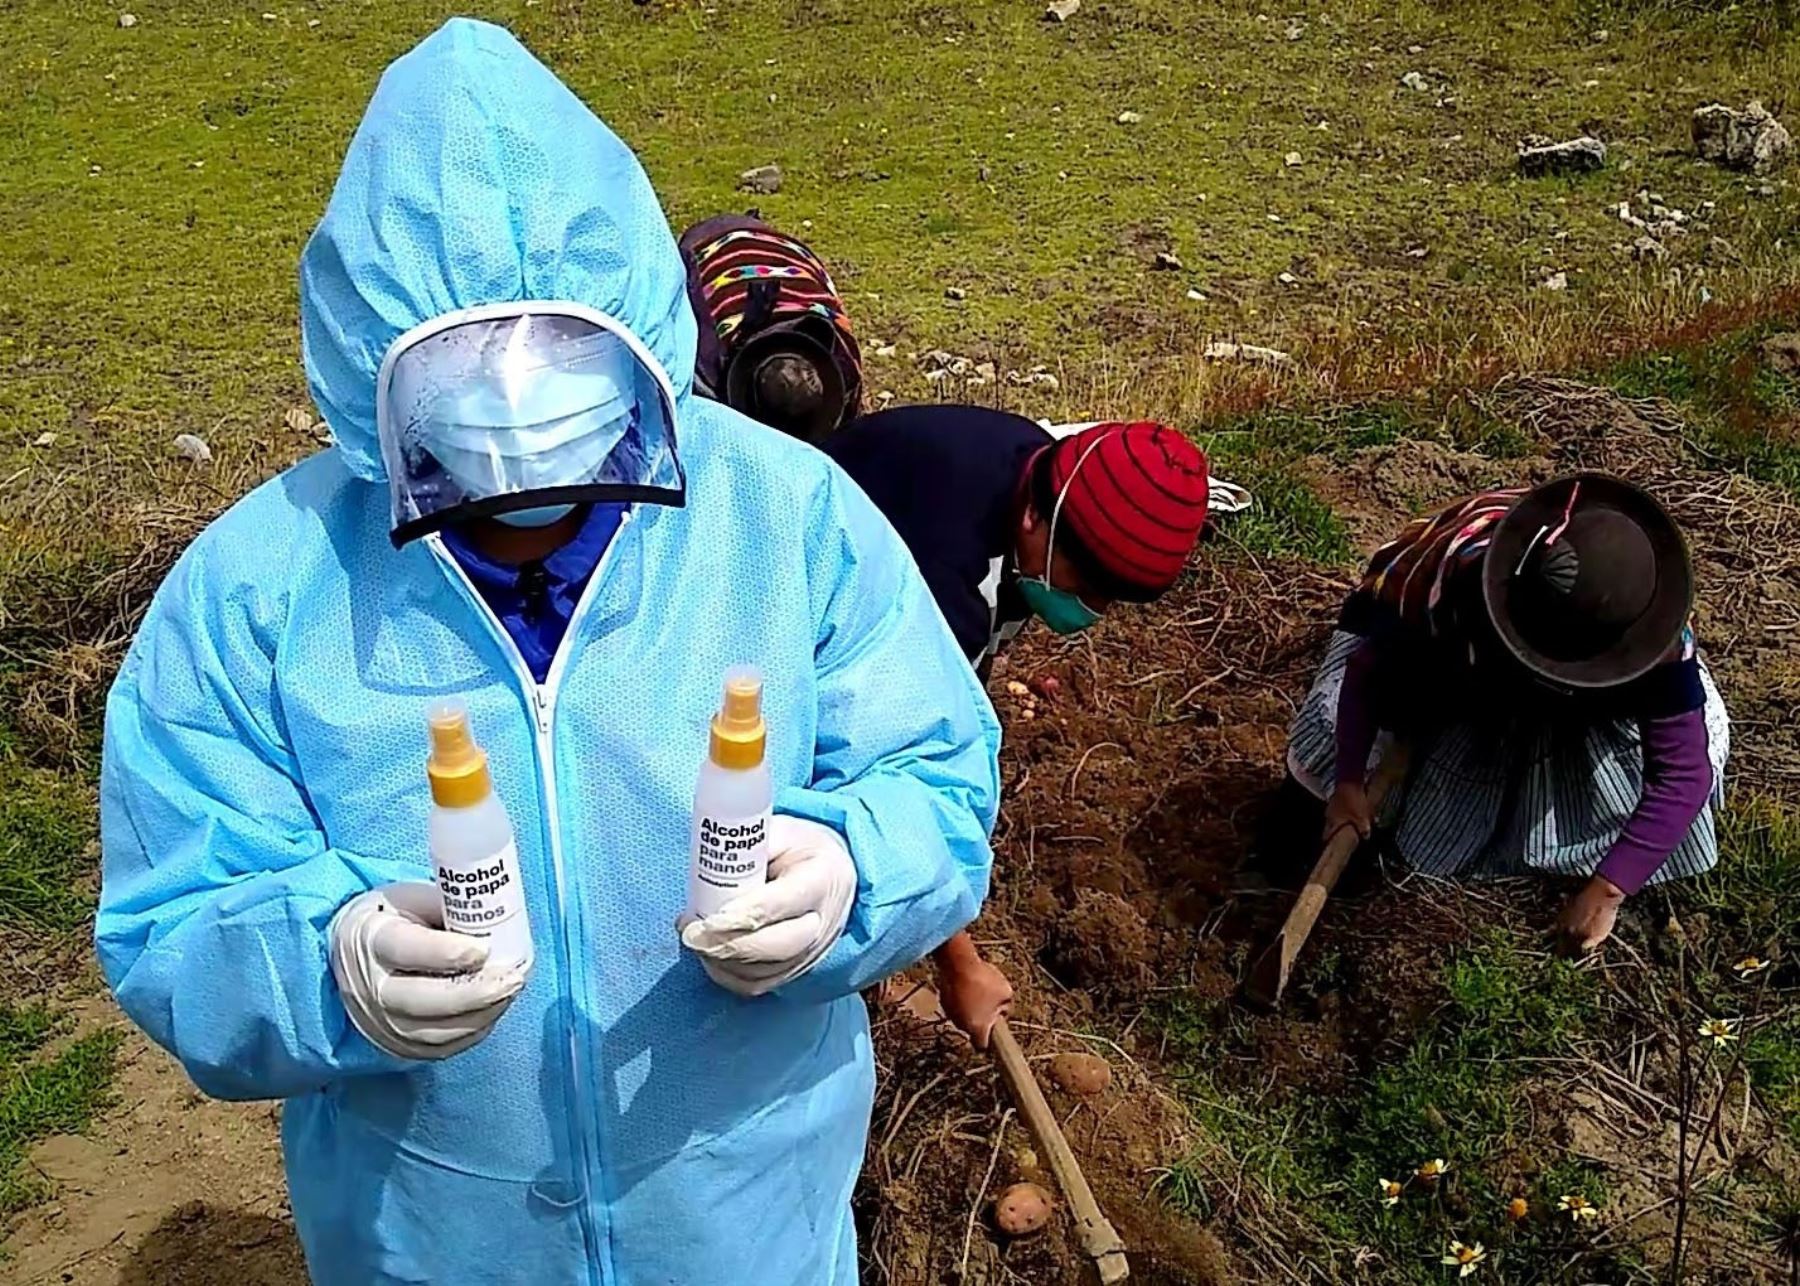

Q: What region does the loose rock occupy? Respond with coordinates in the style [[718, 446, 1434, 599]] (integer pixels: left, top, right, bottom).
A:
[[1117, 110, 1143, 125], [1044, 0, 1080, 20], [992, 1183, 1054, 1237], [1048, 1052, 1113, 1095], [944, 286, 967, 301], [1631, 234, 1666, 262], [173, 433, 213, 464], [1541, 271, 1569, 291], [738, 164, 784, 195], [1284, 151, 1303, 167], [1692, 100, 1792, 175], [1400, 70, 1430, 93], [118, 12, 137, 27], [1202, 340, 1294, 368], [1152, 250, 1183, 271], [33, 432, 58, 448], [1516, 134, 1607, 177]]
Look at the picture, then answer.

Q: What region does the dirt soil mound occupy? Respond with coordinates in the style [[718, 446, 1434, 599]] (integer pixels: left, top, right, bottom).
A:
[[859, 377, 1800, 1282]]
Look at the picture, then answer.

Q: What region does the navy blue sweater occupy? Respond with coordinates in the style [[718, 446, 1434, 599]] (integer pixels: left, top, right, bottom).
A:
[[822, 405, 1050, 662]]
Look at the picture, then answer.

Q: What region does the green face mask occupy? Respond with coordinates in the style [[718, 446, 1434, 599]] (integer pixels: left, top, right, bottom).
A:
[[1017, 436, 1105, 635], [1018, 575, 1101, 634]]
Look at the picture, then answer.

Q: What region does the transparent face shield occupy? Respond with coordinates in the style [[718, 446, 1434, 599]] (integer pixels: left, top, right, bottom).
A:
[[375, 304, 685, 546]]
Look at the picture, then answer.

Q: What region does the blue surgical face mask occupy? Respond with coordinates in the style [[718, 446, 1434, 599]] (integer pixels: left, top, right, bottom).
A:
[[1017, 437, 1106, 635], [427, 375, 633, 501]]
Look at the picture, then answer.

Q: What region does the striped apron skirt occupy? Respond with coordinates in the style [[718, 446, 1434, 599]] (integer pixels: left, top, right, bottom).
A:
[[1286, 630, 1730, 884]]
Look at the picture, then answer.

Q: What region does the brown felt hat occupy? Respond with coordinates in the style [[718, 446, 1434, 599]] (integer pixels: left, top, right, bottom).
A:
[[722, 314, 849, 445], [1482, 473, 1692, 690]]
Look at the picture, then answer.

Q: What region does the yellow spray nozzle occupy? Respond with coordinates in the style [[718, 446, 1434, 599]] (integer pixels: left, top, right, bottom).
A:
[[710, 667, 767, 770], [426, 699, 491, 807]]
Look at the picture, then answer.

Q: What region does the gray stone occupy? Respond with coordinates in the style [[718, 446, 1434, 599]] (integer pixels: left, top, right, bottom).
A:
[[172, 433, 213, 464], [1202, 341, 1294, 368], [1400, 70, 1430, 93], [1692, 100, 1792, 175], [1044, 0, 1080, 20], [738, 164, 784, 195], [1517, 134, 1607, 177], [118, 11, 137, 26], [1152, 250, 1183, 272], [1632, 235, 1666, 262]]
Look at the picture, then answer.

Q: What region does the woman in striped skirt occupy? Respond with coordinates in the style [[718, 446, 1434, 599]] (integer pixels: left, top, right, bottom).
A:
[[1286, 474, 1729, 952]]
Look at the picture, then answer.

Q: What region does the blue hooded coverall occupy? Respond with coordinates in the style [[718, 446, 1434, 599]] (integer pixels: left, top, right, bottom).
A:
[[94, 21, 1000, 1284]]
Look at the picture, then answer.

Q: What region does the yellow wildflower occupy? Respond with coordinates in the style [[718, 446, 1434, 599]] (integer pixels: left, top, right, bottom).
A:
[[1441, 1240, 1486, 1277], [1417, 1158, 1451, 1184], [1556, 1194, 1600, 1222], [1698, 1017, 1740, 1049]]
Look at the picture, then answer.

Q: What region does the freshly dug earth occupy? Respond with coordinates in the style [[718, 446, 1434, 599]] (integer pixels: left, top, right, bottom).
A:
[[857, 377, 1800, 1283], [856, 550, 1468, 1283]]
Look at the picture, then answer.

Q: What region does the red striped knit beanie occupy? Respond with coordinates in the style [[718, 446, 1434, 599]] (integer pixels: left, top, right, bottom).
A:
[[1032, 422, 1210, 601]]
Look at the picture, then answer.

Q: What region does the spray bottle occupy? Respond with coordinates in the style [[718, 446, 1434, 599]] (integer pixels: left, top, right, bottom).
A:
[[425, 700, 534, 972], [687, 667, 772, 918]]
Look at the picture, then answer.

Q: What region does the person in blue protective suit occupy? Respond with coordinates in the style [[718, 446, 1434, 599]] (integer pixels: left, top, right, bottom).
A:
[[94, 19, 999, 1286]]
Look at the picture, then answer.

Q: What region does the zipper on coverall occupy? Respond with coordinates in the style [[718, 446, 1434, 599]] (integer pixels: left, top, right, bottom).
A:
[[429, 515, 630, 1286]]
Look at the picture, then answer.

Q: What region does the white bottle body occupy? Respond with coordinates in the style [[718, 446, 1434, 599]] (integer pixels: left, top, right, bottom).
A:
[[688, 758, 772, 918], [428, 791, 535, 972]]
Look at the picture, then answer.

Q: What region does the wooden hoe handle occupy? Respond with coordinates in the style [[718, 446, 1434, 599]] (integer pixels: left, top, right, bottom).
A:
[[989, 1018, 1130, 1283], [1244, 744, 1411, 1008]]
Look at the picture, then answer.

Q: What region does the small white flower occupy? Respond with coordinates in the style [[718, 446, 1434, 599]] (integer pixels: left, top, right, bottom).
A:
[[1698, 1017, 1740, 1049], [1378, 1178, 1403, 1207], [1733, 955, 1772, 979], [1556, 1193, 1600, 1222], [1441, 1240, 1486, 1276], [1416, 1158, 1450, 1184]]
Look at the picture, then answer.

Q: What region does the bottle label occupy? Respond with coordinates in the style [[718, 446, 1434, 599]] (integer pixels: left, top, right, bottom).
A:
[[435, 842, 532, 967], [689, 810, 770, 917]]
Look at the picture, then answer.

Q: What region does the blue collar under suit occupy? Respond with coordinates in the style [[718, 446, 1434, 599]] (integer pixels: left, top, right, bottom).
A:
[[93, 21, 1000, 1285], [441, 505, 625, 683]]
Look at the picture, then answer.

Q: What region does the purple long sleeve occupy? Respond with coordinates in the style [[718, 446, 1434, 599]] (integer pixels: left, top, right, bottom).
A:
[[1596, 707, 1713, 895], [1333, 638, 1382, 788]]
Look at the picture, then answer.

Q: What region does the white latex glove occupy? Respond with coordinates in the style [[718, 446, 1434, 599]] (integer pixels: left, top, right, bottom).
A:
[[680, 816, 856, 997], [329, 881, 529, 1061]]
